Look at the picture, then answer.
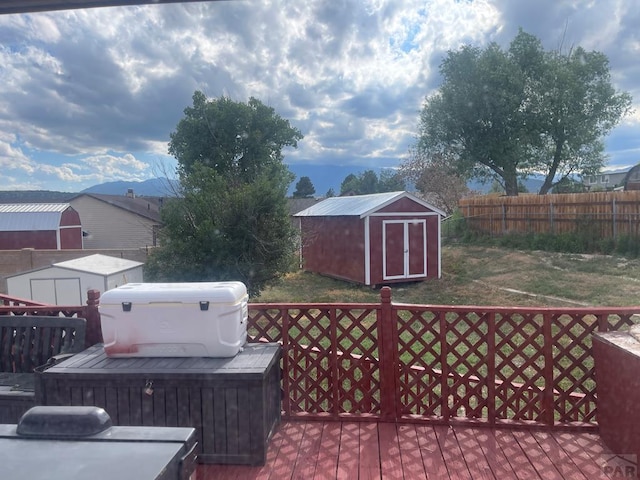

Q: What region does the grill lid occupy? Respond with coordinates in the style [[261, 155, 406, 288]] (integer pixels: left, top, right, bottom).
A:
[[16, 406, 112, 438]]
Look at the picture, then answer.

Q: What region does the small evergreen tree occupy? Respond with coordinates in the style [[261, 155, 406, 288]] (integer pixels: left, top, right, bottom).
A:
[[293, 176, 316, 198]]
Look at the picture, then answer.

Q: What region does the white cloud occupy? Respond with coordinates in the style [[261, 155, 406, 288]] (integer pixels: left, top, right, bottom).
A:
[[0, 0, 637, 190]]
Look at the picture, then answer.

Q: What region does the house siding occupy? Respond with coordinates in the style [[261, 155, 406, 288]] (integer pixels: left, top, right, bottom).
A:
[[70, 195, 158, 249]]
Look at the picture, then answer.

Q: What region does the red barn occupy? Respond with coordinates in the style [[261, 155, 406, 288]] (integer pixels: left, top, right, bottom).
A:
[[294, 191, 444, 286], [0, 204, 83, 250]]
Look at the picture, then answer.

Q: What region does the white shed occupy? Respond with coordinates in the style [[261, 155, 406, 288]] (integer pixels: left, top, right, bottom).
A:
[[6, 254, 144, 305]]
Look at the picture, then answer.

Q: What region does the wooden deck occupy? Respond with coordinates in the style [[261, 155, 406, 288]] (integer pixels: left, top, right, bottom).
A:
[[195, 420, 627, 479]]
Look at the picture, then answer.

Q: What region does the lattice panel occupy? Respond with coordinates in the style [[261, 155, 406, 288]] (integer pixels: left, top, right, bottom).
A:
[[445, 311, 489, 419], [248, 307, 283, 343], [494, 312, 545, 422], [551, 312, 598, 423], [334, 308, 380, 414], [605, 313, 637, 332], [248, 300, 640, 427], [285, 308, 333, 414], [395, 308, 443, 418]]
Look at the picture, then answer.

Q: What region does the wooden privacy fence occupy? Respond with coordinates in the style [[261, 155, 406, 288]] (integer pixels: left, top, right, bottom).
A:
[[249, 287, 640, 430], [458, 190, 640, 239]]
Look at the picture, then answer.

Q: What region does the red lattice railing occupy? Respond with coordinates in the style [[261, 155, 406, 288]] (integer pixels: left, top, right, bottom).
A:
[[0, 290, 103, 348], [3, 288, 637, 429], [249, 288, 640, 430]]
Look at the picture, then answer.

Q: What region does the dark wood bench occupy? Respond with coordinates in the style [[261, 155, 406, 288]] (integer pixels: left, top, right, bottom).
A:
[[0, 316, 86, 423]]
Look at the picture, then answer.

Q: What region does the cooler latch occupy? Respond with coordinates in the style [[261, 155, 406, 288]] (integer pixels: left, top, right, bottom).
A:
[[121, 302, 132, 312], [199, 301, 209, 311]]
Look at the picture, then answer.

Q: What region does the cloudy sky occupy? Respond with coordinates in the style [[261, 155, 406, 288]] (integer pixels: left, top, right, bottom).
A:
[[1, 0, 639, 192]]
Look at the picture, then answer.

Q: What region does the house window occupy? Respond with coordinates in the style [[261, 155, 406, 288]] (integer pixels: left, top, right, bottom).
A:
[[602, 175, 609, 183], [588, 176, 598, 184]]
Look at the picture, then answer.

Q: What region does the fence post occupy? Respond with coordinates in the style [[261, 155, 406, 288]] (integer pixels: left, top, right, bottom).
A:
[[550, 202, 554, 234], [612, 198, 617, 241], [502, 203, 506, 233], [378, 287, 398, 422], [82, 289, 102, 348]]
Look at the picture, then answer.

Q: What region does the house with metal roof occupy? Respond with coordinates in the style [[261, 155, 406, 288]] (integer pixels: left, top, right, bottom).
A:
[[0, 203, 83, 250], [294, 191, 445, 286]]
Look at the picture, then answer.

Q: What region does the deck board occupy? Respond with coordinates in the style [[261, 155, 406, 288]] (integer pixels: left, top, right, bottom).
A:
[[315, 422, 342, 480], [511, 429, 564, 479], [435, 424, 473, 480], [291, 421, 324, 479], [454, 427, 495, 479], [358, 422, 381, 480], [468, 427, 518, 478], [397, 424, 428, 479], [195, 421, 620, 480], [416, 425, 450, 479], [377, 422, 402, 480], [337, 421, 360, 479]]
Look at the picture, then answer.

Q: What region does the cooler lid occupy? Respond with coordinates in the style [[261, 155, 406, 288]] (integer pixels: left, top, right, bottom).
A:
[[99, 281, 248, 306]]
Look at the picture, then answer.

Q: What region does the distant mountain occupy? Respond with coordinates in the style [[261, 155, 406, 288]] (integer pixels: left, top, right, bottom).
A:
[[0, 170, 555, 204], [73, 173, 547, 198], [0, 190, 75, 203], [80, 178, 178, 197]]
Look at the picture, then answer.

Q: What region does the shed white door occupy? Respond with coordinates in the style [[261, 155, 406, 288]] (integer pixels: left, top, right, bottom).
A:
[[382, 220, 427, 280], [30, 278, 82, 305]]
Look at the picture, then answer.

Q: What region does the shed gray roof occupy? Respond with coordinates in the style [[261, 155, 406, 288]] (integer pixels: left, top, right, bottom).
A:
[[293, 191, 446, 218], [0, 203, 71, 231], [53, 254, 143, 275]]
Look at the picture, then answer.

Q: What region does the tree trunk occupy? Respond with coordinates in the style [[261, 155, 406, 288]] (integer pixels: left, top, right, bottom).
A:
[[504, 172, 519, 196], [539, 138, 564, 195]]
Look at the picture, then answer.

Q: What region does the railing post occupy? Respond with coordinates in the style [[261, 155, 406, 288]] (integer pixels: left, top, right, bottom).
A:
[[439, 310, 449, 422], [378, 286, 398, 422], [597, 313, 609, 332], [281, 308, 292, 417], [82, 289, 103, 348], [542, 312, 554, 426], [487, 312, 496, 426]]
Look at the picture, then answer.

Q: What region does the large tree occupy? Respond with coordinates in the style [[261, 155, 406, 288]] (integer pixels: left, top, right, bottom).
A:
[[145, 92, 303, 296], [417, 29, 631, 196]]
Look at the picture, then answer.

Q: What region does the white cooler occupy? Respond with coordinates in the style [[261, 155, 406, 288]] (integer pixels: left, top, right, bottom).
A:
[[99, 282, 248, 358]]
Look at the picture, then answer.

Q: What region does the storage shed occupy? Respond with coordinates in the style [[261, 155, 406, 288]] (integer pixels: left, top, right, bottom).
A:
[[294, 191, 445, 286], [6, 254, 143, 305], [0, 203, 82, 250]]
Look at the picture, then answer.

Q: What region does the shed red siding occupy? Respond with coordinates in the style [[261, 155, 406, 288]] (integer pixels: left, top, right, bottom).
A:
[[0, 231, 59, 249], [300, 217, 366, 283], [59, 207, 83, 249]]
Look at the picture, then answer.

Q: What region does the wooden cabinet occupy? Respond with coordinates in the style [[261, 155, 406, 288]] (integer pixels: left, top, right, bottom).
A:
[[37, 343, 281, 465]]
